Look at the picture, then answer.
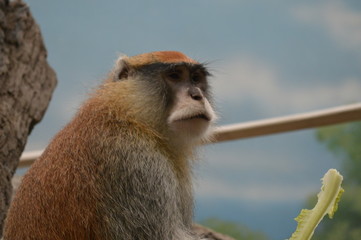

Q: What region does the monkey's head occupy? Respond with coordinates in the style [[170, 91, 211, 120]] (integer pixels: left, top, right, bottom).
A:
[[101, 51, 216, 146]]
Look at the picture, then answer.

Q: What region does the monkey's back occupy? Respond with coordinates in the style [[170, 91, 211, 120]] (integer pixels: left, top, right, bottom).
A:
[[3, 114, 104, 239]]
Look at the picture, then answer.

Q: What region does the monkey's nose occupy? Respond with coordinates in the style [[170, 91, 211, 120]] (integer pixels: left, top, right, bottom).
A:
[[188, 87, 203, 101]]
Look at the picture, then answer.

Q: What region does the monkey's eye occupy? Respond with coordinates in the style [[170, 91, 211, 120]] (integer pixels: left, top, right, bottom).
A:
[[167, 71, 182, 81], [191, 73, 202, 84]]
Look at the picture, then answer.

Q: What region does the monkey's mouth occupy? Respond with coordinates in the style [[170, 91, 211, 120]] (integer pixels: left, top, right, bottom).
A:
[[177, 113, 210, 122]]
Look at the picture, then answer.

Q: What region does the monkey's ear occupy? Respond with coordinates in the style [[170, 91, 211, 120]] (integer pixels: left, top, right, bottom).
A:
[[112, 56, 131, 81]]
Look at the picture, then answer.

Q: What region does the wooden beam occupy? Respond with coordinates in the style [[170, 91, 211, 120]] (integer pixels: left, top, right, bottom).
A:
[[211, 103, 361, 143], [18, 150, 44, 168]]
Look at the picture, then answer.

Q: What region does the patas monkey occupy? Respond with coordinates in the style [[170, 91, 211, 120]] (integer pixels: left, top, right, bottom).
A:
[[4, 51, 216, 240]]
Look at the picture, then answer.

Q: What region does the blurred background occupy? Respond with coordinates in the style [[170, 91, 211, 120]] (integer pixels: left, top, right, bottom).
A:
[[22, 0, 361, 239]]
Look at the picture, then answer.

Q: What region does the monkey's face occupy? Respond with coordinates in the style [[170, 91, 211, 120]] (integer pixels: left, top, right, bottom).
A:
[[164, 64, 216, 142], [111, 51, 216, 144]]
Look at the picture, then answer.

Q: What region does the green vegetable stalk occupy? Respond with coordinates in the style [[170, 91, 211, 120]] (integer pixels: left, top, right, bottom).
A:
[[288, 169, 344, 240]]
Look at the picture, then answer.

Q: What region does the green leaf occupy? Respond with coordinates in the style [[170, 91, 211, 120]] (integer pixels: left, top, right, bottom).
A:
[[288, 169, 344, 240]]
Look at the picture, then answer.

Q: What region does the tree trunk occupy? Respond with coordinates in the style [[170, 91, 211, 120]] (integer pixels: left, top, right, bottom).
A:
[[0, 0, 57, 236]]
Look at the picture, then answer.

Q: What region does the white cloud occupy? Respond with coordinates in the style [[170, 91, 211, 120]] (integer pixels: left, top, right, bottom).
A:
[[212, 57, 361, 115], [292, 0, 361, 51], [212, 57, 279, 103], [194, 143, 322, 203], [201, 146, 302, 174], [288, 77, 361, 111], [194, 175, 317, 203]]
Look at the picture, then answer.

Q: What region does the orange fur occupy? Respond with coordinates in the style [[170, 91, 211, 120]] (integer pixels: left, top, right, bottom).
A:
[[125, 51, 198, 67]]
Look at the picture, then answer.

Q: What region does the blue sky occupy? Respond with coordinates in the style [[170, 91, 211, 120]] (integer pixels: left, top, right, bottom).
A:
[[23, 0, 361, 239]]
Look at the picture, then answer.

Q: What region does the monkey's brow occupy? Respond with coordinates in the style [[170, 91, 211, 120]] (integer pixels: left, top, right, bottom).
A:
[[165, 62, 211, 76], [136, 62, 211, 77]]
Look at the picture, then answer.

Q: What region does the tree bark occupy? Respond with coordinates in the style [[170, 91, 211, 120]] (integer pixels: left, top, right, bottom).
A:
[[0, 0, 57, 236]]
